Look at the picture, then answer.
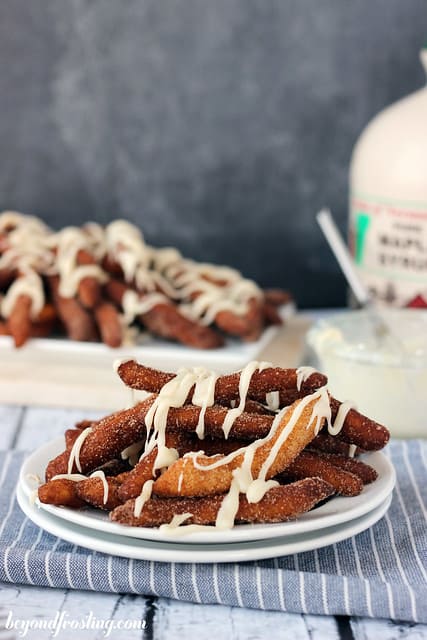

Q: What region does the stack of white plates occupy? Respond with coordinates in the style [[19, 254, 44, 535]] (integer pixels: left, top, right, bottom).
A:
[[18, 438, 396, 563]]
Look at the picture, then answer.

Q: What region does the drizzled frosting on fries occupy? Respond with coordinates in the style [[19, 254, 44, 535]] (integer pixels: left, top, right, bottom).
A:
[[0, 211, 261, 325], [55, 362, 352, 530], [0, 212, 282, 348]]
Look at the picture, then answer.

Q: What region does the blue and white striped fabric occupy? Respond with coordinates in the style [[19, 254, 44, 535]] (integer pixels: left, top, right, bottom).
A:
[[1, 441, 426, 623]]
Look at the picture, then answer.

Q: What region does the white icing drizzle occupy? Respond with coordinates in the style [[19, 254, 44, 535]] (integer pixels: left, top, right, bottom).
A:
[[296, 366, 317, 392], [121, 440, 145, 466], [159, 513, 193, 531], [143, 367, 217, 471], [134, 479, 154, 518], [105, 219, 262, 325], [51, 226, 107, 298], [67, 427, 93, 474], [348, 444, 357, 458], [265, 391, 280, 411], [192, 369, 219, 439], [154, 446, 179, 470], [1, 271, 45, 319], [122, 290, 168, 325], [177, 458, 189, 494], [25, 473, 42, 486], [329, 400, 355, 436], [215, 477, 241, 529], [221, 361, 269, 438], [89, 470, 109, 504]]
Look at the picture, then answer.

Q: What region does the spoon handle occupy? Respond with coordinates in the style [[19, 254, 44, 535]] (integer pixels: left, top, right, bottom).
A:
[[316, 208, 370, 307]]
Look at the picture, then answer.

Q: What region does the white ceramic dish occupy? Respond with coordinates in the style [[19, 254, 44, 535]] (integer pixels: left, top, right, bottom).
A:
[[16, 482, 392, 564], [0, 304, 294, 410], [20, 436, 395, 545], [307, 309, 427, 438]]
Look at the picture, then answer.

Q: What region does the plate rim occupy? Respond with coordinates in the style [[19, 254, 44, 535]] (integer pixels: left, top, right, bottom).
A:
[[16, 482, 392, 563], [20, 435, 396, 545]]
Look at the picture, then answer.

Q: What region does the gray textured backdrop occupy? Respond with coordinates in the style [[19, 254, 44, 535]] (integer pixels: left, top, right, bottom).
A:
[[0, 1, 426, 307]]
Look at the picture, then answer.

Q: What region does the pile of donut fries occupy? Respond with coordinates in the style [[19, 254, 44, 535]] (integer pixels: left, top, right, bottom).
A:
[[0, 211, 291, 349], [37, 360, 390, 530]]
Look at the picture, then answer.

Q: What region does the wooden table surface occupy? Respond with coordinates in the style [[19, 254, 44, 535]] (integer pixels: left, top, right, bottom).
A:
[[1, 315, 427, 639]]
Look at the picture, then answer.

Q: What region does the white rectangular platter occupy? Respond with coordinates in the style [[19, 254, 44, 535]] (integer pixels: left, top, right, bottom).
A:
[[0, 307, 310, 411]]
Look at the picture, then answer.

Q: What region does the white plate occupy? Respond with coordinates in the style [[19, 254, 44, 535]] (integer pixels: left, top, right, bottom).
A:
[[20, 436, 395, 544], [16, 482, 392, 563], [0, 304, 295, 410]]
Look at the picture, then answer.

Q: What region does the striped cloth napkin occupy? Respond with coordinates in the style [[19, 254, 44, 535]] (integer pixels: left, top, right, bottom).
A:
[[1, 441, 426, 623]]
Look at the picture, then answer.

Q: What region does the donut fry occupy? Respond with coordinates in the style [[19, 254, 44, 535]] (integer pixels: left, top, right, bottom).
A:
[[7, 294, 32, 348], [277, 450, 364, 497], [94, 300, 122, 347], [309, 432, 364, 456], [76, 476, 123, 511], [329, 398, 389, 451], [153, 393, 329, 497], [110, 478, 335, 527], [76, 249, 102, 309], [117, 448, 159, 502], [116, 360, 327, 407], [313, 452, 378, 484], [39, 359, 389, 532], [38, 478, 86, 509], [49, 276, 99, 342]]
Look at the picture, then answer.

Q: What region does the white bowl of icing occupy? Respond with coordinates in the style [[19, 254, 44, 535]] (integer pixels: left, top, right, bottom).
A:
[[307, 309, 427, 438]]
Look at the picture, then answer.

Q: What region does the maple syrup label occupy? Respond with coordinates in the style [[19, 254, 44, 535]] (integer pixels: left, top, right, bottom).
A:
[[350, 195, 427, 307]]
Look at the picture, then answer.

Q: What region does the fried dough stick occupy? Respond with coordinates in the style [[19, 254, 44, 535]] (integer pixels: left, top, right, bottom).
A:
[[153, 394, 326, 497], [4, 299, 57, 346], [276, 450, 364, 496], [76, 249, 102, 309], [38, 478, 86, 508], [162, 405, 275, 440], [309, 433, 364, 456], [110, 478, 335, 527], [49, 276, 99, 342], [30, 304, 58, 338], [6, 294, 32, 347], [94, 300, 123, 347], [116, 361, 389, 450], [76, 476, 123, 511], [45, 396, 157, 480], [165, 435, 377, 496], [261, 289, 293, 326], [329, 398, 390, 451], [115, 428, 243, 502], [212, 297, 264, 342], [116, 360, 328, 407], [46, 398, 387, 486], [38, 474, 124, 510], [105, 279, 224, 349], [134, 362, 388, 450], [313, 452, 378, 484], [46, 400, 272, 482], [117, 448, 159, 502]]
